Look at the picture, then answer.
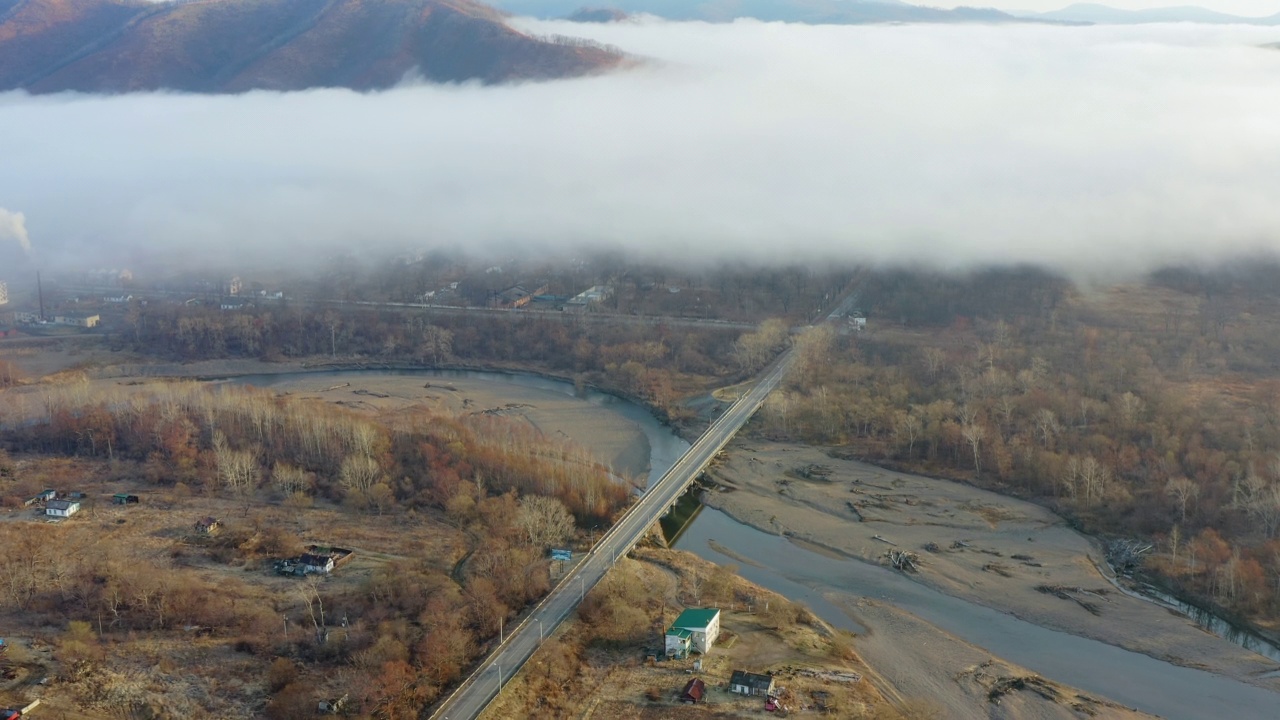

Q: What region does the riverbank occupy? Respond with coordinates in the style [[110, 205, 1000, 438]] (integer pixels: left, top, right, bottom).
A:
[[228, 371, 654, 484], [1, 356, 665, 483], [843, 596, 1157, 720], [701, 441, 1280, 691]]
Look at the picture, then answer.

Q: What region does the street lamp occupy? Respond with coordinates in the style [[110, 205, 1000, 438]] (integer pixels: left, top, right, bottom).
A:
[[579, 574, 585, 602], [537, 618, 543, 643], [495, 663, 503, 692]]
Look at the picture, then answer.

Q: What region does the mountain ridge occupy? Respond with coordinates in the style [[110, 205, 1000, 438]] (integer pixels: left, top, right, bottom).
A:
[[1024, 2, 1280, 24], [0, 0, 626, 94], [499, 0, 1078, 24]]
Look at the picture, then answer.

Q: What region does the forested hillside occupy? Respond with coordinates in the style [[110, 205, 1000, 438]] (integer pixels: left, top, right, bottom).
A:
[[764, 265, 1280, 629]]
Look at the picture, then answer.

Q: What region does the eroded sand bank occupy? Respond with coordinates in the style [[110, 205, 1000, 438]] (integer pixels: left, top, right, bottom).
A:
[[701, 441, 1280, 689]]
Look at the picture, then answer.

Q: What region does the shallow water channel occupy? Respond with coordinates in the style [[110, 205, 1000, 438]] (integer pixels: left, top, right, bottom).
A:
[[230, 368, 1280, 719]]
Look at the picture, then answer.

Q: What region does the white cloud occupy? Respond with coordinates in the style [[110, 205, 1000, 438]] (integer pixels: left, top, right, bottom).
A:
[[3, 20, 1280, 276]]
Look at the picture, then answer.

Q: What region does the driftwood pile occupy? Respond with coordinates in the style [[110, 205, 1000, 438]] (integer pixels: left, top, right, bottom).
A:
[[983, 562, 1014, 578], [883, 549, 921, 572], [1036, 585, 1111, 616], [1106, 539, 1152, 574], [793, 463, 834, 480], [987, 675, 1061, 704]]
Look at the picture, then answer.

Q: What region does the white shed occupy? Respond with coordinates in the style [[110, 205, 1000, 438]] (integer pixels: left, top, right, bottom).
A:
[[46, 500, 80, 518]]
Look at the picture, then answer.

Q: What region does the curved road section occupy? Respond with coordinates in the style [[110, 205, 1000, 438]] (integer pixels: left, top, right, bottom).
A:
[[429, 347, 799, 720]]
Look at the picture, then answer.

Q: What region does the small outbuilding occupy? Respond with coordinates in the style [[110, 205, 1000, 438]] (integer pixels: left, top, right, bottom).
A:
[[195, 517, 221, 535], [729, 670, 775, 697], [112, 493, 140, 505], [681, 677, 705, 704], [46, 500, 80, 518], [35, 489, 57, 502]]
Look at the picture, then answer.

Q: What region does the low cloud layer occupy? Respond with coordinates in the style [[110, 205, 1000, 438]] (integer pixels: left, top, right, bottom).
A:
[[4, 21, 1280, 275]]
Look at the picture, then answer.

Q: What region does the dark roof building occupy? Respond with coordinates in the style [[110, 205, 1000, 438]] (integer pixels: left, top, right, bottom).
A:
[[298, 553, 336, 574], [195, 517, 221, 534], [729, 670, 775, 697]]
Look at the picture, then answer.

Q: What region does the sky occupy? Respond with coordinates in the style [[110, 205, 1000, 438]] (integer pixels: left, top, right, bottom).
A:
[[4, 20, 1280, 277]]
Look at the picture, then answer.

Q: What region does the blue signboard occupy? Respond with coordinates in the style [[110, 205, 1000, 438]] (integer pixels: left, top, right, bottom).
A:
[[550, 549, 572, 562]]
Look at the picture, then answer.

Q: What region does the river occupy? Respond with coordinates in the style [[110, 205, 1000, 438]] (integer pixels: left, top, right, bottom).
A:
[[230, 368, 1280, 719]]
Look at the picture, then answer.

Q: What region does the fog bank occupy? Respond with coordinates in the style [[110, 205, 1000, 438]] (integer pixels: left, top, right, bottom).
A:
[[4, 21, 1280, 274]]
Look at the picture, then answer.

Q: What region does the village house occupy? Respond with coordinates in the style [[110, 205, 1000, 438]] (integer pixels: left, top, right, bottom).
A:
[[665, 627, 692, 659], [667, 607, 721, 654], [297, 553, 336, 574], [565, 285, 611, 313], [275, 545, 353, 576], [681, 677, 705, 704], [113, 493, 140, 505], [195, 517, 221, 535], [52, 313, 100, 328], [46, 500, 80, 518], [729, 670, 775, 697]]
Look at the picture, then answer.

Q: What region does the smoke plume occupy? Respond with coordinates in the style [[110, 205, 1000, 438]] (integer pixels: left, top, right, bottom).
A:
[[0, 208, 32, 258]]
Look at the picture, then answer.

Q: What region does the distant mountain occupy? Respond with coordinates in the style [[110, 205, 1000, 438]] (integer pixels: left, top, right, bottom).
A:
[[0, 0, 625, 94], [566, 5, 629, 21], [1026, 3, 1280, 24], [491, 0, 1068, 25]]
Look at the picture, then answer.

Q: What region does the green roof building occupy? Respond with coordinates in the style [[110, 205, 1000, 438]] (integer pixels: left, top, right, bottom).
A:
[[668, 607, 721, 654]]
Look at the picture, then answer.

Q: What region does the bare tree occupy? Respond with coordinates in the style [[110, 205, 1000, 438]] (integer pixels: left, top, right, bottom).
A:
[[922, 347, 946, 379], [1079, 456, 1111, 507], [894, 411, 923, 457], [272, 462, 311, 496], [1033, 408, 1060, 449], [212, 431, 260, 508], [515, 496, 575, 549], [298, 576, 328, 644], [1165, 476, 1199, 523], [420, 324, 454, 366], [962, 423, 985, 475], [1116, 391, 1145, 428], [339, 454, 383, 510]]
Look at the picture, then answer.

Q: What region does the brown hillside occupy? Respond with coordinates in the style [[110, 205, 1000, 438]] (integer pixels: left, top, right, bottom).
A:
[[0, 0, 624, 93]]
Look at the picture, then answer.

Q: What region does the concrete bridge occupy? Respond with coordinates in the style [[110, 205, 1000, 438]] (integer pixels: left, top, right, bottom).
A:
[[428, 290, 859, 720]]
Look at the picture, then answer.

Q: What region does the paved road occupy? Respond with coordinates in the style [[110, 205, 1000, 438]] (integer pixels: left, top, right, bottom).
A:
[[305, 298, 758, 332], [429, 352, 802, 720], [54, 284, 758, 332]]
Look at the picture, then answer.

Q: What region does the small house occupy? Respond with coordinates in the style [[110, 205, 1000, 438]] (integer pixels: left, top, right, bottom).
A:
[[669, 607, 721, 654], [195, 517, 221, 535], [729, 670, 775, 697], [46, 500, 80, 518], [298, 553, 335, 574], [112, 493, 140, 505], [35, 489, 56, 502], [681, 677, 705, 704], [665, 627, 692, 659]]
